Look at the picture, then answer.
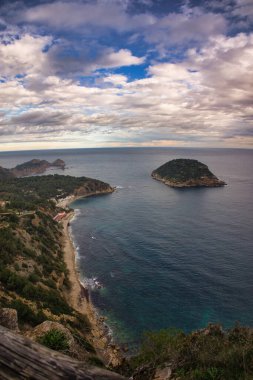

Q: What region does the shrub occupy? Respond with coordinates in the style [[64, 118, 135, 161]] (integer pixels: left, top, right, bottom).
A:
[[28, 273, 40, 283], [38, 329, 69, 352], [9, 299, 46, 326]]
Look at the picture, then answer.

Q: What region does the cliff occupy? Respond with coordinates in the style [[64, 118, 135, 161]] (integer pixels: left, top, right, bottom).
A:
[[151, 159, 226, 188]]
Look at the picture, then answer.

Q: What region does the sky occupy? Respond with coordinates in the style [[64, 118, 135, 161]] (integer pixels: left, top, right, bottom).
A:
[[0, 0, 253, 151]]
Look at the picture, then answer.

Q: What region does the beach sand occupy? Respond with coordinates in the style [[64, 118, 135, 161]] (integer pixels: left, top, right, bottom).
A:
[[61, 201, 122, 367]]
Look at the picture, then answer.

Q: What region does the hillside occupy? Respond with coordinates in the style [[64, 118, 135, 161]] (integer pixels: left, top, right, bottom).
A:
[[0, 174, 114, 369], [152, 159, 226, 188]]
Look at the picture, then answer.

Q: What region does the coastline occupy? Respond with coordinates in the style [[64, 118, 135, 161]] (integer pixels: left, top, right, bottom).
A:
[[59, 191, 123, 367]]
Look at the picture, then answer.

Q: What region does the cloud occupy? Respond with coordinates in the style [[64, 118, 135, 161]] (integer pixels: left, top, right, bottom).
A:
[[1, 32, 253, 148], [20, 0, 155, 31], [13, 0, 228, 51], [234, 0, 253, 21], [0, 32, 144, 80], [145, 7, 227, 48], [0, 33, 52, 78], [103, 74, 128, 86], [0, 1, 252, 148]]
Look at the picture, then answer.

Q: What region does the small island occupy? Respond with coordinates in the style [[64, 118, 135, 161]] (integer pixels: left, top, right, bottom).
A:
[[151, 158, 226, 188]]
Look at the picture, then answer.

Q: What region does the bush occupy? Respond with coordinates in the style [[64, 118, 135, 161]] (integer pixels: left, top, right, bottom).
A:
[[131, 324, 253, 380], [9, 299, 47, 326], [38, 329, 69, 352], [28, 273, 40, 283]]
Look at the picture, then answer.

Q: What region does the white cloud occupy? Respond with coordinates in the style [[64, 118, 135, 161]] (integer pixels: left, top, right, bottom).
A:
[[103, 74, 128, 85], [0, 34, 52, 78], [1, 32, 253, 147], [98, 49, 145, 68], [0, 1, 252, 149], [144, 7, 227, 50]]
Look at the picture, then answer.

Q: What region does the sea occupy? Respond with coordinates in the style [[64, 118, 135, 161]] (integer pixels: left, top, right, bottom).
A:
[[1, 147, 253, 346]]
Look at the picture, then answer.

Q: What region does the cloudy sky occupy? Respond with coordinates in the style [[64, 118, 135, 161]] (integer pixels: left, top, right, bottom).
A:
[[0, 0, 253, 151]]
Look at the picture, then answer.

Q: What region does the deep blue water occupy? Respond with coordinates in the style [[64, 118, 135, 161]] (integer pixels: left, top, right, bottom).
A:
[[1, 148, 253, 345]]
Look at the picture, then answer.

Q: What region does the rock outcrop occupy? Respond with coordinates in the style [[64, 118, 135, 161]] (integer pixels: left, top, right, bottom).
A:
[[0, 308, 19, 332], [151, 159, 226, 188]]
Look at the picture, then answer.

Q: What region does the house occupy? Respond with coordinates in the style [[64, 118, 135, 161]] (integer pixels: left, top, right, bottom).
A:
[[53, 211, 66, 222]]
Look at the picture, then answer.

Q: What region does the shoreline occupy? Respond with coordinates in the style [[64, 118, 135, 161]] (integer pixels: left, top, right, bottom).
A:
[[59, 191, 123, 367]]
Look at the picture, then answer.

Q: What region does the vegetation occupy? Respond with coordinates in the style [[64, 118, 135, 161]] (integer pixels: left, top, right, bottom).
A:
[[152, 159, 216, 181], [38, 329, 69, 352], [0, 174, 112, 211], [151, 159, 226, 187], [124, 323, 253, 379], [2, 169, 249, 378], [0, 171, 114, 368], [0, 174, 105, 341]]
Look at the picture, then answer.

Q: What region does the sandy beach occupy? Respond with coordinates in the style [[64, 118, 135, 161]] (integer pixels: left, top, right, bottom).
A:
[[60, 197, 122, 367]]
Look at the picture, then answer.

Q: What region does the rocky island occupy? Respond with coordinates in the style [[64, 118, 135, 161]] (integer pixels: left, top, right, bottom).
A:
[[151, 158, 226, 188], [0, 159, 65, 180]]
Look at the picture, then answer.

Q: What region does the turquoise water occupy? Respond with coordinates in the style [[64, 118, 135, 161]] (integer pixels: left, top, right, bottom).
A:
[[1, 148, 253, 345]]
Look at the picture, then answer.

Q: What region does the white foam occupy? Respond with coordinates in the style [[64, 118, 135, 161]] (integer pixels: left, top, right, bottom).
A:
[[82, 277, 103, 290]]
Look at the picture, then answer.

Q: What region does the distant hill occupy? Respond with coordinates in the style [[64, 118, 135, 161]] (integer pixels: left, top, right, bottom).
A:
[[0, 159, 65, 180], [151, 158, 226, 188]]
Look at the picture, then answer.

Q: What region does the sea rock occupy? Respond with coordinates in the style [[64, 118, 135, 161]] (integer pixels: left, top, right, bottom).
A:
[[52, 159, 66, 169], [151, 159, 226, 188], [0, 308, 19, 332]]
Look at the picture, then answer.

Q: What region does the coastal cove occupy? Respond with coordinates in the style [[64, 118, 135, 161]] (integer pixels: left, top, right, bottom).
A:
[[1, 147, 253, 348]]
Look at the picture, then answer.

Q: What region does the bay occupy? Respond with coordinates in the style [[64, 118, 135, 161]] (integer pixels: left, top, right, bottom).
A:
[[1, 147, 253, 345]]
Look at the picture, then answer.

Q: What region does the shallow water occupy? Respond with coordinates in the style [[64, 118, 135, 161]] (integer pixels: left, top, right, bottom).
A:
[[1, 147, 253, 345]]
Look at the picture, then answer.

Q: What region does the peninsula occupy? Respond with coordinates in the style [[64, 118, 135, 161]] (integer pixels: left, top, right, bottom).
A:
[[0, 159, 65, 180], [151, 158, 226, 188]]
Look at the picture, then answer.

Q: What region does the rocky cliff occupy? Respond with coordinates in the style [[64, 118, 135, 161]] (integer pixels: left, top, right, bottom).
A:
[[152, 159, 226, 188]]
